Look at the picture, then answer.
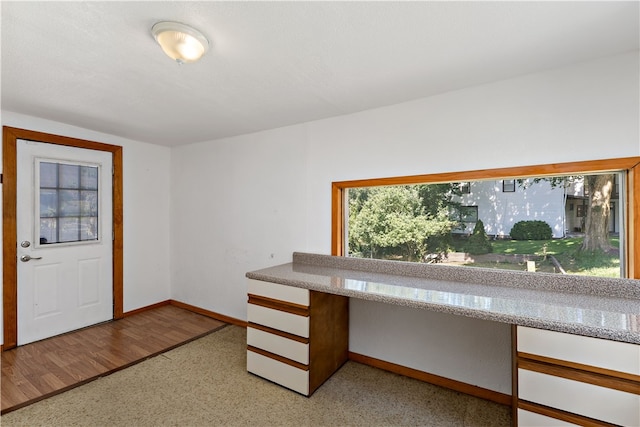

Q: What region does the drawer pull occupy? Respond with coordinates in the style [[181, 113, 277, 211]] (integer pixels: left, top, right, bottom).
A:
[[248, 322, 309, 344], [519, 358, 640, 395], [247, 350, 309, 395], [248, 345, 309, 371], [248, 294, 309, 316], [518, 351, 640, 384], [518, 401, 619, 427]]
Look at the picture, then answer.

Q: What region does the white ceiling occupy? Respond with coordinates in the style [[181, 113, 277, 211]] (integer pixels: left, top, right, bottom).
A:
[[2, 1, 638, 147]]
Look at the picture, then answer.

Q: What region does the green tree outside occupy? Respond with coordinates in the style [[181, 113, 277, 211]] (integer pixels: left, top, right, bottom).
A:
[[348, 185, 457, 262]]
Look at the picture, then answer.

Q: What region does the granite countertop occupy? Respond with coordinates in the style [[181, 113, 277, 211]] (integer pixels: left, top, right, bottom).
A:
[[246, 252, 640, 345]]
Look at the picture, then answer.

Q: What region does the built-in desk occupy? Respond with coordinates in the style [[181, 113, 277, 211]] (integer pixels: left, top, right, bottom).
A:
[[246, 252, 640, 426]]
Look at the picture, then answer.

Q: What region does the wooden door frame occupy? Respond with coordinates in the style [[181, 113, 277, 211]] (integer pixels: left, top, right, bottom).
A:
[[2, 126, 124, 350]]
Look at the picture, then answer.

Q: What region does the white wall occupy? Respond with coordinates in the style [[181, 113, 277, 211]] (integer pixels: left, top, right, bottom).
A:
[[170, 125, 309, 310], [0, 111, 172, 346], [171, 51, 640, 394]]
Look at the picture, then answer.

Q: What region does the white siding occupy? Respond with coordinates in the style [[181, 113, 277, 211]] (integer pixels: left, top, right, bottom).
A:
[[453, 179, 566, 238]]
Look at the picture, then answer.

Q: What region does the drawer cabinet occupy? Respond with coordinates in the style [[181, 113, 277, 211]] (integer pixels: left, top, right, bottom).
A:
[[515, 326, 640, 427], [246, 278, 349, 396], [517, 409, 577, 427], [247, 327, 309, 364], [247, 350, 309, 395], [247, 303, 309, 337], [518, 326, 640, 375], [248, 279, 309, 306]]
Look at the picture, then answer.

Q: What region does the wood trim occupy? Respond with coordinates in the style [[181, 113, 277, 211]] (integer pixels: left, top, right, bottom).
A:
[[333, 157, 640, 189], [169, 300, 247, 327], [112, 145, 124, 318], [331, 182, 344, 256], [308, 291, 349, 395], [247, 294, 310, 316], [331, 156, 640, 279], [122, 300, 171, 317], [518, 400, 620, 427], [518, 351, 640, 383], [629, 163, 639, 279], [2, 128, 18, 350], [247, 345, 309, 371], [3, 127, 125, 152], [348, 351, 512, 406], [248, 322, 309, 344], [2, 126, 124, 350], [518, 358, 640, 395]]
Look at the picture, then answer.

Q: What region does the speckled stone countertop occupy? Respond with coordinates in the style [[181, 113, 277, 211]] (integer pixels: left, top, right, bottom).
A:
[[246, 252, 640, 344]]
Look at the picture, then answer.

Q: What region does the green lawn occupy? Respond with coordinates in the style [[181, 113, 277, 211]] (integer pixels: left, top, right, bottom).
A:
[[451, 236, 621, 278]]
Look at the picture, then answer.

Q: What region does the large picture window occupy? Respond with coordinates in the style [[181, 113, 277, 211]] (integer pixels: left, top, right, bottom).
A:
[[332, 157, 640, 279]]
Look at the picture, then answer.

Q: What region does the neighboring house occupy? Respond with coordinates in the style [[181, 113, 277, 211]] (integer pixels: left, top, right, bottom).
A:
[[453, 176, 621, 239], [452, 179, 565, 239]]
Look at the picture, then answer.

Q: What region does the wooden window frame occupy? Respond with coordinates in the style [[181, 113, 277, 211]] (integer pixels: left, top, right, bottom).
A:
[[331, 157, 640, 279], [2, 126, 124, 350]]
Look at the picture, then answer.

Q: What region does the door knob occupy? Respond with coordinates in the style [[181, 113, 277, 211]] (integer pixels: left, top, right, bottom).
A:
[[20, 254, 42, 262]]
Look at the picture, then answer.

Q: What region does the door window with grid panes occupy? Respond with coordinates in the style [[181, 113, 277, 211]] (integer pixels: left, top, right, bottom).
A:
[[38, 160, 101, 245]]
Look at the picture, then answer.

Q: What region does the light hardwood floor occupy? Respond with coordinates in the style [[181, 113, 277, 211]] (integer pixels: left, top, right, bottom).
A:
[[1, 304, 226, 414]]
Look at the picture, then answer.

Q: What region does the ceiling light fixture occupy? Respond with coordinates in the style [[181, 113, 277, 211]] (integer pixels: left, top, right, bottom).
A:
[[151, 21, 209, 64]]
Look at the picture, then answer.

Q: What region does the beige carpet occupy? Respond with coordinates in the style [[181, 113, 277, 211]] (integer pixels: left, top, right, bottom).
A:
[[0, 325, 511, 426]]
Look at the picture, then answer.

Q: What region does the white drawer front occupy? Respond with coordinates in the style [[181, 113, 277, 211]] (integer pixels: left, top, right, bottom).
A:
[[247, 350, 309, 395], [517, 409, 577, 427], [518, 326, 639, 376], [247, 303, 309, 338], [247, 327, 309, 365], [519, 369, 640, 427], [248, 279, 309, 306]]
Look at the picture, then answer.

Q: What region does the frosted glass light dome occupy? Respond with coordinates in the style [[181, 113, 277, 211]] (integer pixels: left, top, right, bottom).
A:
[[151, 21, 209, 64]]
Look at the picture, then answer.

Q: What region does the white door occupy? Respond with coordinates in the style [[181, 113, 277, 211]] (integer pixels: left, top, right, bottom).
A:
[[17, 139, 113, 345]]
